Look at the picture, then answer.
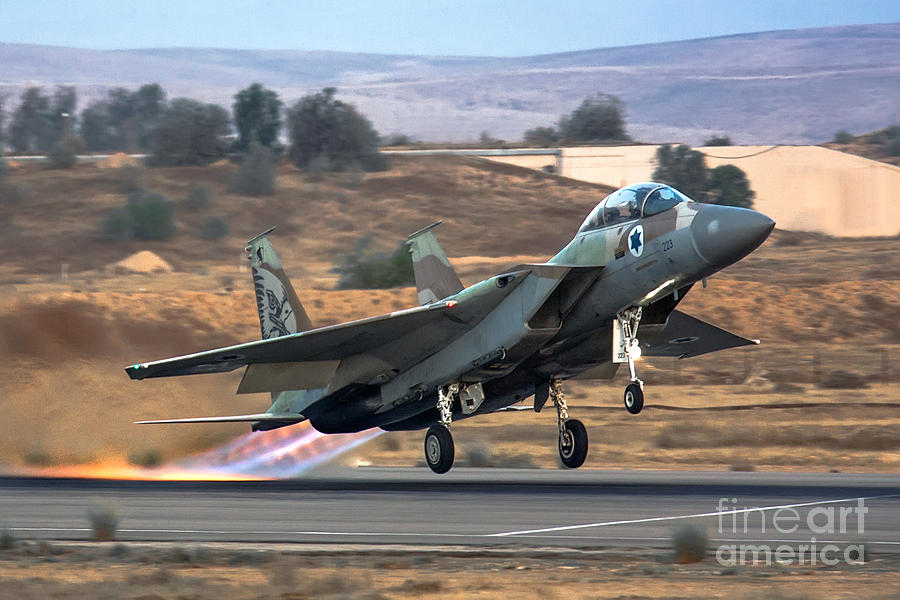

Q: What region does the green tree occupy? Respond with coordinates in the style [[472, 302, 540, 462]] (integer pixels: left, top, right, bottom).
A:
[[557, 94, 627, 143], [524, 126, 558, 147], [333, 235, 414, 290], [703, 135, 732, 146], [652, 144, 709, 200], [286, 87, 382, 170], [82, 84, 166, 152], [232, 141, 276, 196], [80, 102, 115, 151], [833, 130, 853, 144], [9, 87, 52, 153], [150, 98, 230, 166], [0, 95, 6, 154], [707, 164, 755, 208], [233, 83, 282, 151]]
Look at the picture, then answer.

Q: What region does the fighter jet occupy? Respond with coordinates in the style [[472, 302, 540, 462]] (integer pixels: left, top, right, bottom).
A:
[[127, 182, 774, 473]]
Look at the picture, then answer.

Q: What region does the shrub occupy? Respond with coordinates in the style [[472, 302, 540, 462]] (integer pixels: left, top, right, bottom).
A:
[[100, 191, 176, 241], [127, 192, 176, 240], [819, 370, 868, 389], [360, 151, 391, 172], [333, 236, 414, 290], [113, 165, 142, 193], [100, 208, 134, 241], [232, 141, 276, 196], [672, 524, 708, 563], [200, 215, 229, 240], [703, 135, 732, 146], [87, 500, 119, 541], [887, 135, 900, 157], [128, 449, 162, 468], [47, 140, 77, 169], [182, 183, 211, 209], [833, 130, 853, 144], [339, 164, 364, 189], [0, 158, 8, 179]]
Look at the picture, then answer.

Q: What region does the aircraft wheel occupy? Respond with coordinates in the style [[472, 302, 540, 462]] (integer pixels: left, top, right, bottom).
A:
[[558, 419, 588, 469], [624, 383, 644, 414], [424, 424, 454, 474]]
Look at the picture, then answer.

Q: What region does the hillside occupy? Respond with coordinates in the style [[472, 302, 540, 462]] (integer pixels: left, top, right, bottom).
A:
[[1, 23, 899, 144], [1, 156, 898, 474]]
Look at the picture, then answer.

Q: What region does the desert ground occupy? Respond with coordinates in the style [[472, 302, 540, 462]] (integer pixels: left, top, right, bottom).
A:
[[1, 540, 899, 600], [0, 154, 898, 475]]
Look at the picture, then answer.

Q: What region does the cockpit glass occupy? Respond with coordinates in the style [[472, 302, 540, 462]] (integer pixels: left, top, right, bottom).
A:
[[578, 183, 687, 234], [642, 186, 681, 217]]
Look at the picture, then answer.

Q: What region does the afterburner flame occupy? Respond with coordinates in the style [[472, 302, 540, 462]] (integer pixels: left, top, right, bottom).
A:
[[18, 422, 383, 481]]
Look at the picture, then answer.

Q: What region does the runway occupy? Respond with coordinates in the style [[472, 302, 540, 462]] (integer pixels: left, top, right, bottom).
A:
[[2, 469, 898, 550]]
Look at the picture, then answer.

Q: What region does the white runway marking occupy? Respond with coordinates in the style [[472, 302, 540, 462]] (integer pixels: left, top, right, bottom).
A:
[[490, 494, 898, 537]]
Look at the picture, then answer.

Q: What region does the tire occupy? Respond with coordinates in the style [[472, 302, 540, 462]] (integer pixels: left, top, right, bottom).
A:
[[624, 383, 644, 414], [424, 424, 454, 474], [558, 419, 588, 469]]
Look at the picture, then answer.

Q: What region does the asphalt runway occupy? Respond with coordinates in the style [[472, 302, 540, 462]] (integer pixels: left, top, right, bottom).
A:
[[2, 469, 898, 551]]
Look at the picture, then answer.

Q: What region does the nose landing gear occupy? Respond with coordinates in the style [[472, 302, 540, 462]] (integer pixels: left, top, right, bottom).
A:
[[617, 307, 645, 415]]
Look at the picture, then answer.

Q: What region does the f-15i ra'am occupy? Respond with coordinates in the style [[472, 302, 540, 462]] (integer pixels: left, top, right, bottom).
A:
[[128, 182, 774, 473]]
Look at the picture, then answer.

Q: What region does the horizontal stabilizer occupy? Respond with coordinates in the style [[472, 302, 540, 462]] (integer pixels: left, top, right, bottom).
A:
[[643, 310, 759, 359], [135, 413, 305, 425]]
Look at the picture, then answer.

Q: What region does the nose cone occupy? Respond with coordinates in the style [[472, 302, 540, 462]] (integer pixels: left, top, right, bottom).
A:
[[691, 204, 775, 269]]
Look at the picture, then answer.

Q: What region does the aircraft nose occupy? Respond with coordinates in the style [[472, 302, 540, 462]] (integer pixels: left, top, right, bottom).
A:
[[690, 204, 775, 268]]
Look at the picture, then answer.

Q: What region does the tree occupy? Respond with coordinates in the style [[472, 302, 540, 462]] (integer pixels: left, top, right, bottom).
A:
[[653, 144, 754, 208], [81, 84, 166, 152], [286, 88, 382, 170], [833, 130, 853, 144], [557, 94, 627, 143], [9, 87, 52, 153], [150, 98, 230, 166], [232, 141, 276, 196], [707, 164, 755, 208], [524, 126, 558, 147], [233, 83, 282, 151], [703, 135, 732, 146]]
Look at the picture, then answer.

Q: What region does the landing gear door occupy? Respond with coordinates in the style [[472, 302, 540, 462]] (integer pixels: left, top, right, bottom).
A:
[[613, 319, 627, 363]]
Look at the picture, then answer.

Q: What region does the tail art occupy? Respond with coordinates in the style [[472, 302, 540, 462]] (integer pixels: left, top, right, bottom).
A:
[[246, 227, 313, 338], [406, 221, 464, 304]]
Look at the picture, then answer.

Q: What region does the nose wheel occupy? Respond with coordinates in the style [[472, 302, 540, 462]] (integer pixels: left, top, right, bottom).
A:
[[551, 379, 588, 468], [624, 382, 644, 414]]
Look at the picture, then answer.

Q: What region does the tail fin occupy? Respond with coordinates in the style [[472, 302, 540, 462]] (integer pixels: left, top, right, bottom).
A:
[[246, 227, 313, 339], [406, 221, 463, 305]]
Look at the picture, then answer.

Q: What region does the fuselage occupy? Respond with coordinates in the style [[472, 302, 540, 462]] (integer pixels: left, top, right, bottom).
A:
[[308, 183, 774, 433]]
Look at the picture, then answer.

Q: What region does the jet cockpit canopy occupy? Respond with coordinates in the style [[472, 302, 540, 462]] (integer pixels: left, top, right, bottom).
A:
[[578, 182, 691, 233]]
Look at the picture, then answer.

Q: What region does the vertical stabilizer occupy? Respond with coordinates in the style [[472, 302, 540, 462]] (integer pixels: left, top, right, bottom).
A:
[[246, 227, 313, 339], [406, 221, 464, 304]]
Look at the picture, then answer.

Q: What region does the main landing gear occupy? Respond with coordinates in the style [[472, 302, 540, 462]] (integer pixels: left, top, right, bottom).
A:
[[617, 307, 645, 415], [424, 384, 457, 474], [551, 379, 588, 468]]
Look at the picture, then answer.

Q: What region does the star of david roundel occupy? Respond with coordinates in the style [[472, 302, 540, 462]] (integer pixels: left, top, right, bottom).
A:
[[628, 225, 644, 258]]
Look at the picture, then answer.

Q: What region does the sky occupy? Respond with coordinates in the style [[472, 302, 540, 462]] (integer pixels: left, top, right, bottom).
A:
[[1, 0, 898, 56]]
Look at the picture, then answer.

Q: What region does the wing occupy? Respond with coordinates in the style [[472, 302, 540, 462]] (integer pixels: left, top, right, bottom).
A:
[[126, 301, 458, 381], [643, 310, 759, 359], [136, 413, 305, 425]]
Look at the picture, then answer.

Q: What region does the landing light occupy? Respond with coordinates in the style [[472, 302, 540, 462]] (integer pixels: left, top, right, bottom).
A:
[[644, 279, 676, 301]]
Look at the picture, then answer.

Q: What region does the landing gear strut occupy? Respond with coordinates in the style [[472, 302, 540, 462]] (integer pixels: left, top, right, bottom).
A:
[[617, 307, 645, 414], [551, 379, 588, 468], [424, 384, 457, 474]]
